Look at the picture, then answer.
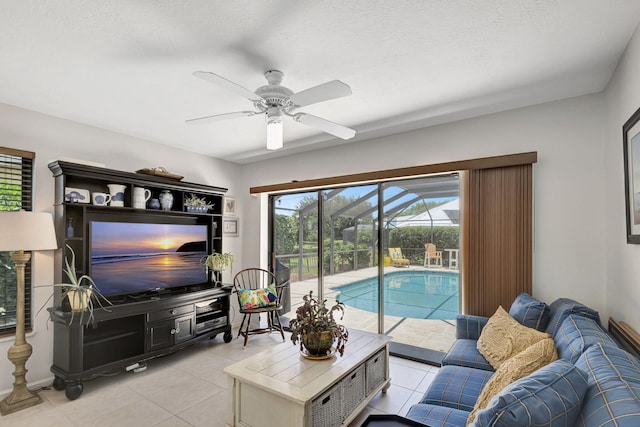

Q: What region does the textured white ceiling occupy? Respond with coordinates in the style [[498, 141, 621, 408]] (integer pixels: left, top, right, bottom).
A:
[[1, 1, 639, 163]]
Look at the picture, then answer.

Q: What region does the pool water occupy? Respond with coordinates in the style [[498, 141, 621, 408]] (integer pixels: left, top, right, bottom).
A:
[[333, 270, 459, 319]]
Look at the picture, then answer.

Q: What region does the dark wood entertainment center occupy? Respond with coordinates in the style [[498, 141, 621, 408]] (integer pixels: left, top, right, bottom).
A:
[[47, 161, 232, 400]]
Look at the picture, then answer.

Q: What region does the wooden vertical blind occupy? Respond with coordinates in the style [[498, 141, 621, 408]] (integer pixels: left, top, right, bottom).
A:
[[463, 164, 533, 317]]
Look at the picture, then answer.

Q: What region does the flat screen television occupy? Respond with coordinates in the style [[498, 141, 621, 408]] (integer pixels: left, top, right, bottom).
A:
[[89, 218, 210, 298]]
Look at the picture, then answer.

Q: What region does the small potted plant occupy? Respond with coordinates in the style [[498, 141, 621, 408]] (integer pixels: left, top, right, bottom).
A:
[[37, 245, 111, 324], [289, 291, 349, 358], [203, 252, 234, 286], [184, 194, 215, 213]]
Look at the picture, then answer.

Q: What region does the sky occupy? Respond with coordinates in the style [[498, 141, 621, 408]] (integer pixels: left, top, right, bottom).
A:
[[91, 222, 207, 256]]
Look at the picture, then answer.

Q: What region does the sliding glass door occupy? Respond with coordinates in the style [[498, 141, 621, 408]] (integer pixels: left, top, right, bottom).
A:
[[271, 174, 460, 359]]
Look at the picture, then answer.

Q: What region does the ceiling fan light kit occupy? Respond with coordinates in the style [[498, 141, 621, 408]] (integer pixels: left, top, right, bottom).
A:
[[266, 107, 283, 150], [189, 70, 356, 150]]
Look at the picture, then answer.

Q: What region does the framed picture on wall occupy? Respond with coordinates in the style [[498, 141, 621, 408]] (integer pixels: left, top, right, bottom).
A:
[[223, 217, 239, 237], [623, 106, 640, 244], [224, 197, 236, 215]]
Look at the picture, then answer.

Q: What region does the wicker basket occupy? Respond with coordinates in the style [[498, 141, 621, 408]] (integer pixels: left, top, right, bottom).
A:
[[311, 383, 342, 427], [342, 364, 366, 418], [365, 349, 387, 395]]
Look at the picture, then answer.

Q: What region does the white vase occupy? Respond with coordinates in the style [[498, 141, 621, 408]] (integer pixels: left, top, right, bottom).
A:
[[159, 190, 174, 211], [67, 288, 92, 311]]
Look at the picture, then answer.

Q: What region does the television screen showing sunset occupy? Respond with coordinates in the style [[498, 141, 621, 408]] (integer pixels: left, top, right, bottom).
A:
[[90, 221, 208, 296]]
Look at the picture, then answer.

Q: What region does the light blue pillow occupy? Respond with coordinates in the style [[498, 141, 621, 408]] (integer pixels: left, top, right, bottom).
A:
[[508, 292, 550, 331], [545, 298, 600, 337], [554, 315, 618, 364], [574, 343, 640, 427], [472, 359, 588, 427]]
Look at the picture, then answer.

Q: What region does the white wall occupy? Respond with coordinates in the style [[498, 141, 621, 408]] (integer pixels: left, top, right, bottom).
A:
[[239, 94, 608, 317], [0, 103, 243, 396], [604, 25, 640, 330]]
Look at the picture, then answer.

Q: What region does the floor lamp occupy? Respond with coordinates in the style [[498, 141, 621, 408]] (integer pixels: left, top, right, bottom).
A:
[[0, 211, 57, 416]]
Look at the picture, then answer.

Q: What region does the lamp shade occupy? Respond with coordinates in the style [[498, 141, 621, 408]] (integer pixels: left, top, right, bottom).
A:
[[0, 211, 58, 251]]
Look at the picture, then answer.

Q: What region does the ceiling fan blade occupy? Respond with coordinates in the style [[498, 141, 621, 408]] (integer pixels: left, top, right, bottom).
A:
[[289, 80, 352, 108], [186, 111, 257, 124], [294, 113, 356, 140], [193, 71, 264, 103]]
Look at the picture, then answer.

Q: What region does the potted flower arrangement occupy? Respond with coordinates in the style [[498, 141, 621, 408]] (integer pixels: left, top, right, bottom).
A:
[[37, 245, 111, 324], [203, 252, 234, 286], [289, 291, 349, 358], [184, 194, 215, 213]]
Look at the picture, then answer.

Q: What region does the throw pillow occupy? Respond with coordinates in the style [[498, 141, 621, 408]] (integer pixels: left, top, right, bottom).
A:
[[237, 283, 278, 309], [574, 343, 640, 427], [467, 337, 558, 425], [471, 359, 588, 427], [554, 315, 618, 364], [477, 306, 551, 369], [545, 298, 600, 337], [508, 292, 550, 331]]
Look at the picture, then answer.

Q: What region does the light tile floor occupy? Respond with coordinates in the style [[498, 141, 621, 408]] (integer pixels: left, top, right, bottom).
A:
[[1, 331, 437, 427]]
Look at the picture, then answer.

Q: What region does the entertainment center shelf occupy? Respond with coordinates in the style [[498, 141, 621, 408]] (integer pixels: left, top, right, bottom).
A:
[[47, 161, 232, 400]]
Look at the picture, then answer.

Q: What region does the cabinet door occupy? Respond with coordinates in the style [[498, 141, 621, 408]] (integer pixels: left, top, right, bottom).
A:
[[174, 315, 195, 344], [147, 315, 195, 351], [147, 319, 174, 351]]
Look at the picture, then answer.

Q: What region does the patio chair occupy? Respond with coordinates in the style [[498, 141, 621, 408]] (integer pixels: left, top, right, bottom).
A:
[[423, 243, 443, 267], [388, 248, 410, 267], [233, 268, 286, 347]]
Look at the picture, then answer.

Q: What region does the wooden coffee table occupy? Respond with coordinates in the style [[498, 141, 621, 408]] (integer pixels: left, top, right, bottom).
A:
[[224, 329, 391, 427]]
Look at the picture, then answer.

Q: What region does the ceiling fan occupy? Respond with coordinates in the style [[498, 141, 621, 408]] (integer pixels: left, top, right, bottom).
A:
[[187, 70, 356, 150]]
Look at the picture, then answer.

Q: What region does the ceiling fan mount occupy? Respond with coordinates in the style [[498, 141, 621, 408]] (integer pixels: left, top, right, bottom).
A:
[[187, 69, 356, 150], [253, 70, 294, 112]]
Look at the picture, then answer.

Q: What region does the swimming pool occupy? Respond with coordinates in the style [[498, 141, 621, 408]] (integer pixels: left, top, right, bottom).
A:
[[333, 270, 459, 319]]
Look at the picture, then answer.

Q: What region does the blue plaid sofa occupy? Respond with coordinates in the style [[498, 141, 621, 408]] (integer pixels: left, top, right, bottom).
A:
[[398, 294, 640, 427]]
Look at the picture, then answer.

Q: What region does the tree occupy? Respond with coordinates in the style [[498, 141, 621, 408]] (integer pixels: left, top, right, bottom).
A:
[[296, 193, 373, 245], [274, 213, 297, 255]]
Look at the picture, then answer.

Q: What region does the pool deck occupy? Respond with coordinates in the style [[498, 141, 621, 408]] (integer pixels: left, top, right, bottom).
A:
[[282, 265, 457, 353]]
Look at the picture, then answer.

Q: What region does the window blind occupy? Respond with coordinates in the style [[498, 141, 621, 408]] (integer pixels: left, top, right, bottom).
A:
[[0, 147, 35, 335]]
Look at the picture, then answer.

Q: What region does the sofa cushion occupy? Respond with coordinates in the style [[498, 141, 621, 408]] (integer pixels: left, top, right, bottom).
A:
[[441, 339, 494, 371], [420, 365, 494, 412], [467, 337, 558, 424], [455, 314, 489, 340], [574, 343, 640, 427], [472, 359, 588, 427], [545, 297, 600, 337], [406, 404, 470, 427], [508, 292, 550, 331], [554, 315, 618, 364], [477, 306, 551, 369]]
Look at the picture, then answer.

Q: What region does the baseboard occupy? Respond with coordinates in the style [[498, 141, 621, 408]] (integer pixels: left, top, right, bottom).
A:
[[0, 376, 53, 400]]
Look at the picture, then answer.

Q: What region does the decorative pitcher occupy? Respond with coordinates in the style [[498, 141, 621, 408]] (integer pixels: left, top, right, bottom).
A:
[[107, 184, 126, 207], [133, 187, 151, 209]]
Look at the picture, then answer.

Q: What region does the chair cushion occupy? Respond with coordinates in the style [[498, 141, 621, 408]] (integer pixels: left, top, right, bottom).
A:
[[441, 339, 494, 371], [472, 359, 588, 427], [467, 337, 558, 424], [508, 292, 550, 331], [554, 315, 618, 364], [405, 403, 470, 427], [420, 365, 493, 412], [477, 306, 551, 369], [545, 297, 600, 337], [237, 283, 277, 309], [574, 343, 640, 427]]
